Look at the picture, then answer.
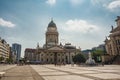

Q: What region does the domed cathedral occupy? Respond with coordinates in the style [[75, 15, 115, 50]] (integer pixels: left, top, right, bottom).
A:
[[24, 19, 80, 64], [44, 19, 66, 64], [45, 19, 59, 48]]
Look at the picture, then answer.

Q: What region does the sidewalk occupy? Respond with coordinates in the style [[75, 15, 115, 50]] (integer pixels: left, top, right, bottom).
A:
[[1, 65, 44, 80]]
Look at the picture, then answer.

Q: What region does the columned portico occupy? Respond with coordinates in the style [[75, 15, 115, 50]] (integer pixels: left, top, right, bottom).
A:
[[45, 46, 65, 64], [54, 52, 57, 65]]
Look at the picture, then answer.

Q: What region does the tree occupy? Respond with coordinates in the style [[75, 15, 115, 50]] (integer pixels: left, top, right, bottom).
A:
[[6, 58, 13, 63], [73, 53, 86, 64], [92, 50, 104, 63], [0, 57, 4, 62]]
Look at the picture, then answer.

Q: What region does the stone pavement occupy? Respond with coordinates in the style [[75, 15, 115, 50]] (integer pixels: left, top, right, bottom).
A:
[[1, 64, 120, 80], [1, 65, 44, 80], [31, 65, 120, 80], [0, 64, 16, 72]]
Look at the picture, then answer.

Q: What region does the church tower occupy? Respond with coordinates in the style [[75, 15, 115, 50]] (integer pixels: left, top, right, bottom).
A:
[[45, 19, 59, 48]]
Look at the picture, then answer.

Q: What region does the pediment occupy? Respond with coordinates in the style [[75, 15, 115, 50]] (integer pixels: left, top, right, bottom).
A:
[[48, 46, 64, 51]]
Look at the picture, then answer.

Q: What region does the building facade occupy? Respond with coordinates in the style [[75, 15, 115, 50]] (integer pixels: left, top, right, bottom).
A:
[[104, 16, 120, 64], [24, 20, 79, 64], [24, 48, 36, 62], [12, 43, 21, 62], [0, 37, 10, 62], [45, 20, 59, 48], [92, 44, 106, 51]]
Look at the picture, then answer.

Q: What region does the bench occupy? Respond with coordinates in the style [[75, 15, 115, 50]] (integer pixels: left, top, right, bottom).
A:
[[0, 72, 5, 79]]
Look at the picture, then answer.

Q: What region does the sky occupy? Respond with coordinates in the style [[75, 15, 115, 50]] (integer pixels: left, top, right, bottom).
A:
[[0, 0, 120, 57]]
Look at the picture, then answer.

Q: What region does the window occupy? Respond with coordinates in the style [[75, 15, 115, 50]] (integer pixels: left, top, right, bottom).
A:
[[51, 54, 53, 56], [41, 58, 43, 61], [119, 40, 120, 45], [58, 59, 60, 62], [41, 54, 43, 56], [58, 54, 60, 56], [62, 59, 64, 62], [51, 58, 52, 62], [47, 59, 48, 62]]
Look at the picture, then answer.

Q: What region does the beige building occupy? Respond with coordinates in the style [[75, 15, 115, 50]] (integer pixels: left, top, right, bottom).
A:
[[24, 20, 79, 64], [104, 16, 120, 64], [24, 48, 36, 62], [0, 37, 10, 62]]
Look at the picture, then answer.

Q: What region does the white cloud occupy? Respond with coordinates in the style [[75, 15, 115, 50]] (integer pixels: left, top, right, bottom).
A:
[[56, 19, 105, 50], [46, 0, 56, 6], [91, 0, 110, 7], [70, 0, 83, 6], [107, 0, 120, 11], [63, 19, 99, 34], [0, 18, 15, 28], [91, 0, 120, 12]]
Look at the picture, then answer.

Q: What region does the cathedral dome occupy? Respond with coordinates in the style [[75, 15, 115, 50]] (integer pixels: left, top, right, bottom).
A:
[[64, 43, 76, 49], [48, 20, 56, 28]]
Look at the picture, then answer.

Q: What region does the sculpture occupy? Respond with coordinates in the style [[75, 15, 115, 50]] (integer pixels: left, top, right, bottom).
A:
[[86, 52, 96, 65]]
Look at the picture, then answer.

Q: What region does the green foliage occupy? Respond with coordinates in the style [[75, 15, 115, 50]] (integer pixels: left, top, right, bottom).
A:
[[73, 53, 86, 64], [92, 50, 104, 56], [0, 57, 4, 61], [92, 50, 104, 63], [6, 58, 13, 63]]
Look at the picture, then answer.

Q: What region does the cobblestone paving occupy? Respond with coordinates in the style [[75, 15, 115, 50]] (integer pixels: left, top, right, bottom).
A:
[[31, 65, 120, 80]]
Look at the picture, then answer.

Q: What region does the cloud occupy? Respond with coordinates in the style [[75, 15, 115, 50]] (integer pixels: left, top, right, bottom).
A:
[[91, 0, 109, 7], [46, 0, 56, 6], [107, 0, 120, 11], [63, 19, 99, 34], [70, 0, 83, 6], [0, 18, 15, 28], [58, 19, 104, 50], [90, 0, 120, 12]]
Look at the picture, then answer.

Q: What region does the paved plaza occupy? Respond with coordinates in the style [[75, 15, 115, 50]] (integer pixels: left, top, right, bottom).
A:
[[31, 65, 120, 80], [0, 64, 16, 72], [0, 65, 43, 80], [0, 64, 120, 80]]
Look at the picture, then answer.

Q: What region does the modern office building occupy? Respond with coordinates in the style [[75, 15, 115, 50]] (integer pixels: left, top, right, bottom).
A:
[[12, 43, 21, 62], [24, 20, 80, 64]]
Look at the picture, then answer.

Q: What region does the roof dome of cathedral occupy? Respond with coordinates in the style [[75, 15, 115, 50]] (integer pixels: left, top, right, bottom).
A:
[[64, 43, 76, 49], [48, 20, 56, 28]]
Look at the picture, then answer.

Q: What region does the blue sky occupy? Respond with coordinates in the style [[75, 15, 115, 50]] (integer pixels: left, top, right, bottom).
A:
[[0, 0, 120, 57]]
